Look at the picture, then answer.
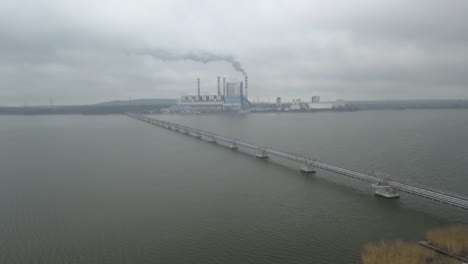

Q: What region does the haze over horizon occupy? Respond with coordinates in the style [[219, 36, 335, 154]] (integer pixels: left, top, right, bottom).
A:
[[1, 0, 468, 106]]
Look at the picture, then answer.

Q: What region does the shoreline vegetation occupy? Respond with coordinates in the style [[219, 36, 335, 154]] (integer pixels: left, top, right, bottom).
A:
[[362, 225, 468, 264], [1, 99, 468, 115], [362, 240, 443, 264], [424, 225, 468, 261]]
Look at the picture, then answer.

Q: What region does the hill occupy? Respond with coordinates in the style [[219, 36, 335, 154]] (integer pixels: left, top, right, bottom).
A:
[[96, 98, 177, 106]]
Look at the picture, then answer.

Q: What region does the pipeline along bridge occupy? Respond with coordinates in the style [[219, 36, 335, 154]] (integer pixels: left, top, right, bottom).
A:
[[126, 113, 468, 211]]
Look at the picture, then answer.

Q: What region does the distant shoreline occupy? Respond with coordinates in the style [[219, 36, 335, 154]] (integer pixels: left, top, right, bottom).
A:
[[1, 99, 468, 115], [2, 107, 468, 116]]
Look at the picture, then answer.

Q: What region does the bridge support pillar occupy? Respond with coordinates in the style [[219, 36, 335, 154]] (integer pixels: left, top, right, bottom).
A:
[[229, 142, 238, 149], [301, 158, 316, 173], [181, 129, 189, 134], [256, 148, 269, 158], [301, 165, 316, 173], [193, 132, 201, 138], [372, 183, 400, 199], [207, 135, 217, 143]]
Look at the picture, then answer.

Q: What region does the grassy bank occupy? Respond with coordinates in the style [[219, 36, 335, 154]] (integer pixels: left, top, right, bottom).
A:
[[362, 240, 433, 264], [361, 225, 468, 263], [426, 225, 468, 258]]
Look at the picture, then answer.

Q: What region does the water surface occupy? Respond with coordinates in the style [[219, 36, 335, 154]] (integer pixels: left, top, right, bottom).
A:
[[1, 110, 467, 263]]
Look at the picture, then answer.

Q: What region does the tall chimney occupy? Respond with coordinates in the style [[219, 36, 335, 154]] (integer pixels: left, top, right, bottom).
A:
[[217, 76, 221, 96], [223, 77, 226, 96], [244, 75, 248, 100], [197, 78, 200, 96]]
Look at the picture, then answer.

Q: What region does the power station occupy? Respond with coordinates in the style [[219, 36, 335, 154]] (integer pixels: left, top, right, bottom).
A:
[[172, 76, 251, 113], [168, 76, 346, 113]]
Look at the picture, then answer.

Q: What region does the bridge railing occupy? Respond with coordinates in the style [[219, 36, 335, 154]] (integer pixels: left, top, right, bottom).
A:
[[126, 113, 468, 210]]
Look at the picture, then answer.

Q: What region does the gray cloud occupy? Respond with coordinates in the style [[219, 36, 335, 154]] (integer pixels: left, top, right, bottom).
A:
[[1, 0, 468, 105]]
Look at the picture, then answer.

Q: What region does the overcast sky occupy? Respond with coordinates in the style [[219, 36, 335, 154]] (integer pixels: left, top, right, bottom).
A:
[[1, 0, 468, 105]]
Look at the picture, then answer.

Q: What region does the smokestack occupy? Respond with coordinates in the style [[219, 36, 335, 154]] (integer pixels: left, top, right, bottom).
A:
[[223, 77, 226, 96], [197, 78, 200, 96], [244, 75, 248, 100], [217, 76, 221, 96]]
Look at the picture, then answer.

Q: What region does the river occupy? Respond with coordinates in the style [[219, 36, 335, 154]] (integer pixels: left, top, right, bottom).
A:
[[1, 109, 467, 263]]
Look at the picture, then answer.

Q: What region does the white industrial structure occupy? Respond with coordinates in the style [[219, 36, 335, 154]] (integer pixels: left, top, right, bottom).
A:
[[308, 102, 334, 109], [223, 81, 244, 111], [276, 97, 282, 111], [172, 77, 248, 113], [290, 99, 309, 111]]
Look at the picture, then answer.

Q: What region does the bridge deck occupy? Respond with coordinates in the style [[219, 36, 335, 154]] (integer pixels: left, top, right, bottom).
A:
[[126, 113, 468, 210]]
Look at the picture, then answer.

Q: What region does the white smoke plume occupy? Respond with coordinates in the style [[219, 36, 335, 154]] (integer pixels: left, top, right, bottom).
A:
[[140, 48, 247, 76]]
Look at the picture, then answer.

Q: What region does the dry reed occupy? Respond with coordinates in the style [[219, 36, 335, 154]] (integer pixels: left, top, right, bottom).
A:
[[362, 240, 439, 264], [426, 225, 468, 258]]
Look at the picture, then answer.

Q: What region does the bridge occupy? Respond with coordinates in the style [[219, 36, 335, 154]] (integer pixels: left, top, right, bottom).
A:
[[126, 113, 468, 211]]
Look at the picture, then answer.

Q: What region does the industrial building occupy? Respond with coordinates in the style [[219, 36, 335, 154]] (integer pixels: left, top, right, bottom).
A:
[[308, 102, 333, 109], [290, 98, 309, 110], [169, 78, 347, 113], [308, 98, 346, 109], [171, 76, 250, 113], [311, 96, 320, 103], [285, 97, 346, 111], [223, 81, 244, 111], [276, 97, 281, 110], [308, 95, 345, 110], [176, 95, 224, 112]]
